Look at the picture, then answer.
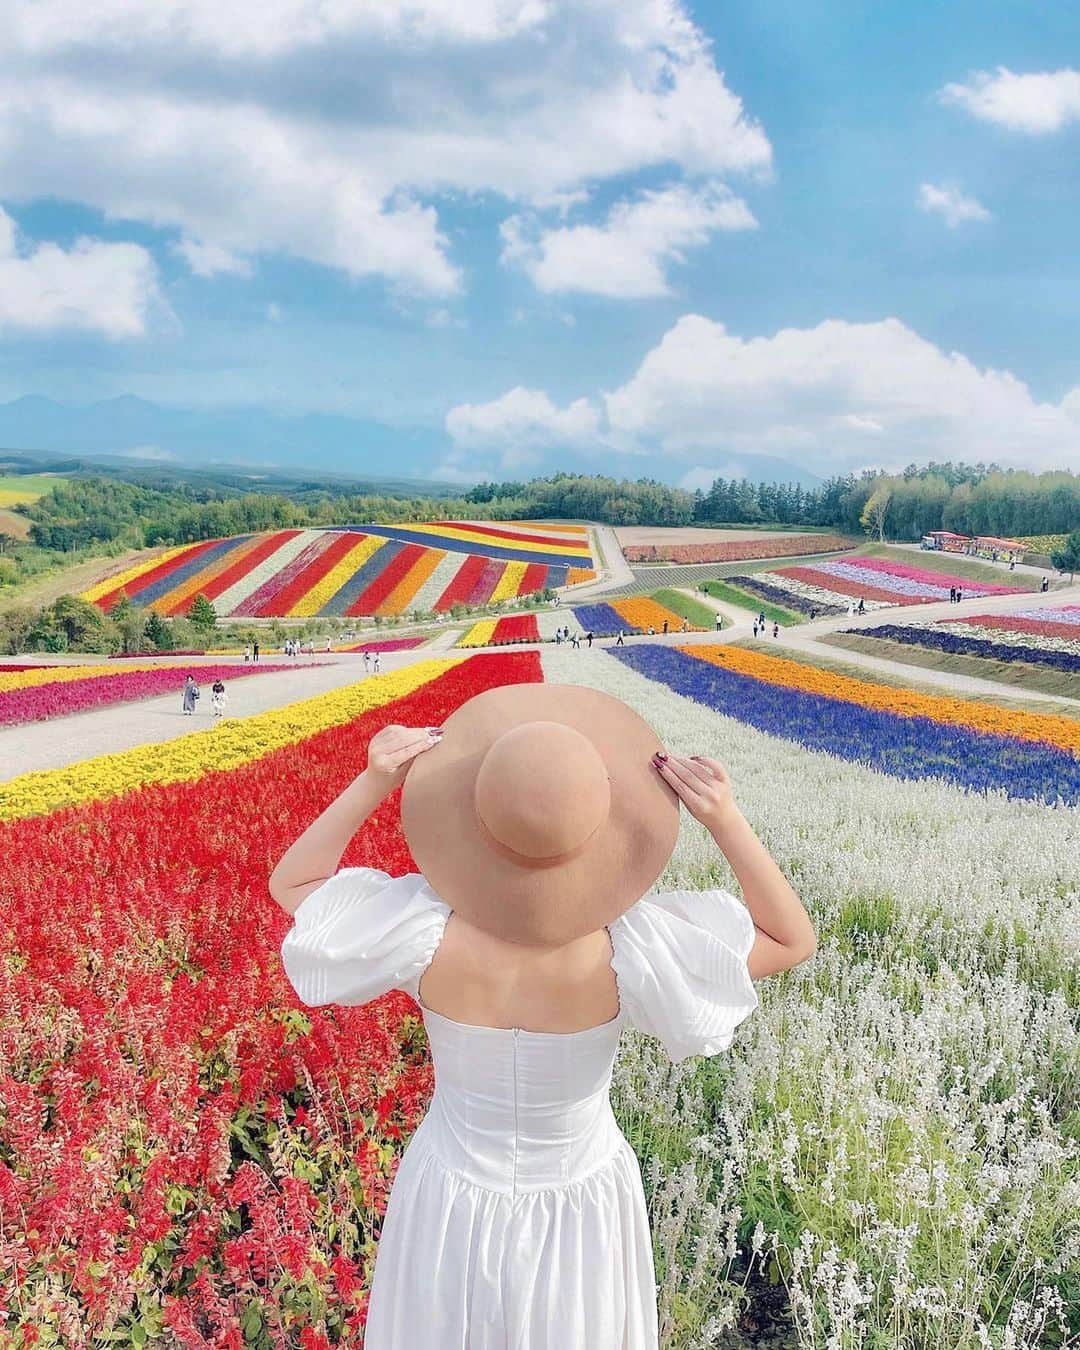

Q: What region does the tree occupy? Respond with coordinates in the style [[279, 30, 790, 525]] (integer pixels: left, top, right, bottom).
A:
[[187, 593, 218, 629], [860, 484, 893, 542], [1050, 530, 1080, 582], [144, 610, 173, 650], [111, 591, 146, 653]]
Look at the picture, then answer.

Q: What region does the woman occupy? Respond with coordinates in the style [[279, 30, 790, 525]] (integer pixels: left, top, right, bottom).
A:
[[272, 684, 816, 1348], [181, 674, 200, 715]]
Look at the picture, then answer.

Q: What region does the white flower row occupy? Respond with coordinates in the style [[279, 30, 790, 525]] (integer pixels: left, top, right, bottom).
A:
[[541, 646, 1078, 1348], [760, 570, 894, 611], [932, 621, 1080, 656], [409, 550, 469, 614], [214, 530, 326, 616]]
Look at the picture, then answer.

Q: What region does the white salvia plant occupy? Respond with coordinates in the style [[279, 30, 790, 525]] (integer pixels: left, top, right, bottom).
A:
[[542, 648, 1078, 1349]]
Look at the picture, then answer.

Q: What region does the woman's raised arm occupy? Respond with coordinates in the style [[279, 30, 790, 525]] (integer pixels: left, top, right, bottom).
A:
[[652, 750, 817, 980], [269, 723, 443, 915]]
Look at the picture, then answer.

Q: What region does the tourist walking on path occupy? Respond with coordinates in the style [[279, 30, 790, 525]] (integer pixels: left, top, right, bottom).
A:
[[586, 631, 594, 648], [181, 675, 200, 715], [662, 619, 668, 634], [772, 622, 779, 639], [253, 640, 260, 663], [210, 679, 227, 718], [715, 613, 723, 631], [373, 651, 381, 672], [363, 651, 371, 672], [273, 687, 814, 1347], [615, 629, 625, 646], [244, 645, 252, 663]]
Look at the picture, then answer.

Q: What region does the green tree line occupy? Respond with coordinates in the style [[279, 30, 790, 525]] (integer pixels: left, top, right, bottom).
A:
[[4, 465, 1078, 570]]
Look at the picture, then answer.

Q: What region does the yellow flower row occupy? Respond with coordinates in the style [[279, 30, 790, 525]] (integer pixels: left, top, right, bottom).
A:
[[490, 561, 529, 603], [287, 536, 387, 618], [0, 658, 463, 822], [679, 644, 1080, 755], [81, 543, 195, 603], [457, 620, 498, 648]]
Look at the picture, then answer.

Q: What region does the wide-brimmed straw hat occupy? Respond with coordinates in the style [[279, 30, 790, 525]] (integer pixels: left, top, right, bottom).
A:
[[400, 682, 680, 947]]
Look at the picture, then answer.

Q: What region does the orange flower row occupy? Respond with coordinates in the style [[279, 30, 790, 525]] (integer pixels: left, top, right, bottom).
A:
[[611, 597, 706, 633], [678, 643, 1080, 756]]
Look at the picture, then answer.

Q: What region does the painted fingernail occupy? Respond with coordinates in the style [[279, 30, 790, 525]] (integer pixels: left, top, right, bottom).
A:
[[655, 751, 668, 761]]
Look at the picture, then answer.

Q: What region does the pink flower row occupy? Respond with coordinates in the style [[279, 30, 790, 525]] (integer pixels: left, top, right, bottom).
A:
[[841, 557, 1021, 595], [0, 664, 288, 727]]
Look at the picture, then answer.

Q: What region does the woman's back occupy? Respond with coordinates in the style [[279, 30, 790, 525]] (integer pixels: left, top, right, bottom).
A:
[[417, 911, 621, 1034]]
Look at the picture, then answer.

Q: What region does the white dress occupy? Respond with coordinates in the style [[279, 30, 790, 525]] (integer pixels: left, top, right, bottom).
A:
[[280, 868, 759, 1349]]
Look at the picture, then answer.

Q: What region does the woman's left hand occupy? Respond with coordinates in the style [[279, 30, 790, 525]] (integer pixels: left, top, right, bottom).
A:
[[366, 723, 444, 792]]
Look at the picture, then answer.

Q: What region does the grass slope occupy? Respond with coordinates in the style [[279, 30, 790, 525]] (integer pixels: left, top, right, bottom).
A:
[[821, 631, 1080, 706], [650, 588, 718, 627], [702, 580, 803, 625]]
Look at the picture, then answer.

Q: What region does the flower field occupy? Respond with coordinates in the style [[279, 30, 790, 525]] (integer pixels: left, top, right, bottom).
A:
[[612, 644, 1079, 802], [848, 616, 1080, 675], [571, 596, 704, 635], [339, 637, 429, 654], [1, 642, 1076, 1345], [748, 556, 1029, 612], [456, 615, 541, 647], [621, 534, 854, 563], [80, 522, 594, 620], [0, 662, 289, 727], [725, 573, 848, 617]]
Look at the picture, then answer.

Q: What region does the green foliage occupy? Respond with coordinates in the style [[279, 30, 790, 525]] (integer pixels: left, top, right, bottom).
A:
[[143, 610, 173, 651], [187, 593, 218, 629], [1049, 529, 1080, 578]]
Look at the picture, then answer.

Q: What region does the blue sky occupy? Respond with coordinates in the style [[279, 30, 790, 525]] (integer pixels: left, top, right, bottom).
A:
[[0, 0, 1077, 487]]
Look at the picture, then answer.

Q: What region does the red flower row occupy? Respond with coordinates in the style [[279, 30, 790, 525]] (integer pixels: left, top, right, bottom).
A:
[[0, 652, 542, 1339], [622, 534, 854, 563]]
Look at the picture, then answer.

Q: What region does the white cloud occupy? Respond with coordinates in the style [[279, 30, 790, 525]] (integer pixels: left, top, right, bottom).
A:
[[446, 314, 1080, 474], [0, 1, 771, 296], [0, 206, 164, 337], [6, 0, 553, 56], [917, 182, 991, 227], [502, 182, 756, 298], [939, 66, 1080, 134], [174, 236, 253, 278], [266, 302, 283, 322], [446, 386, 600, 460]]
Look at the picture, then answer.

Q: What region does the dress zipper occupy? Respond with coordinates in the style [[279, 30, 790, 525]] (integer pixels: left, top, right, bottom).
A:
[[512, 1027, 519, 1201]]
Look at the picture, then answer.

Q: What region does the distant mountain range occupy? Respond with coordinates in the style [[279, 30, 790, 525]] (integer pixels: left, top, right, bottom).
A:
[[0, 395, 824, 490]]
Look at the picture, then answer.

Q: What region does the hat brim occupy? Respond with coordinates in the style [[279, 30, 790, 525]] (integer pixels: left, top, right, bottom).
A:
[[400, 682, 680, 946]]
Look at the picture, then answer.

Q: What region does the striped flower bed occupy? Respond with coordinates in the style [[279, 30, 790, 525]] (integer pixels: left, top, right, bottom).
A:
[[610, 643, 1079, 804], [456, 615, 541, 647], [763, 557, 1027, 610], [846, 624, 1080, 674], [340, 636, 429, 654], [608, 597, 707, 633], [571, 603, 641, 635], [0, 663, 289, 727], [726, 575, 847, 617], [622, 533, 854, 563], [82, 523, 592, 620]]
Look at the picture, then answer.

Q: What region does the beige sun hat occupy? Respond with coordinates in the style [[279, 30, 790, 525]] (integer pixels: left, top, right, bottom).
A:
[[399, 682, 680, 948]]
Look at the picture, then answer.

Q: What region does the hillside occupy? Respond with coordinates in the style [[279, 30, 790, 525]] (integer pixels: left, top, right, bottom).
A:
[[82, 521, 597, 619]]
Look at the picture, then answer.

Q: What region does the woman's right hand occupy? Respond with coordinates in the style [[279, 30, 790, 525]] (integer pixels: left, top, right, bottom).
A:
[[651, 750, 740, 835], [366, 723, 444, 792]]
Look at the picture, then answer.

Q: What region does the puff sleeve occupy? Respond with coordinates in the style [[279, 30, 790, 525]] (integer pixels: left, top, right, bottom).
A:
[[280, 867, 451, 1008], [608, 888, 759, 1063]]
